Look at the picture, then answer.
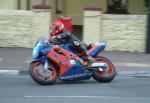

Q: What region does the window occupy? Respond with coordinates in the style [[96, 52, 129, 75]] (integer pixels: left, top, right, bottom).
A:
[[106, 0, 129, 14]]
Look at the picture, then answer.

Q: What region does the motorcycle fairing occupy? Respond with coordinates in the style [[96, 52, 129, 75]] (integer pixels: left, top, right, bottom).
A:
[[31, 57, 48, 64], [60, 63, 92, 81], [60, 44, 76, 54], [40, 45, 53, 56], [47, 45, 79, 77], [32, 39, 106, 81]]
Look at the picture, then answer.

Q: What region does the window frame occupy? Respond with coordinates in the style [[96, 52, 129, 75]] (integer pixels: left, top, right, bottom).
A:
[[106, 0, 129, 14]]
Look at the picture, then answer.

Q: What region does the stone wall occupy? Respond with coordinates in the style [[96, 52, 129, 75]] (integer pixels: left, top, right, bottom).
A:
[[83, 8, 147, 52], [102, 15, 147, 52], [0, 10, 33, 48], [0, 9, 147, 52], [0, 9, 51, 48]]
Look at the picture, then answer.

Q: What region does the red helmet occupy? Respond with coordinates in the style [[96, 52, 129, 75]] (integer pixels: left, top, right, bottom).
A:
[[50, 21, 64, 37]]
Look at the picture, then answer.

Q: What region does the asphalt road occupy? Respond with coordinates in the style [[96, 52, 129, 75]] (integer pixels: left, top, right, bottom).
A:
[[0, 48, 150, 103], [0, 76, 150, 103]]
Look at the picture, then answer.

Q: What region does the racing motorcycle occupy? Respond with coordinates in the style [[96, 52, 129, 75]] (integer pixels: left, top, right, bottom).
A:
[[29, 36, 116, 85]]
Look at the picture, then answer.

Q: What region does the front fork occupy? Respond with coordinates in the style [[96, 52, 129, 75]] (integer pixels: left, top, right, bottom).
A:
[[32, 57, 49, 70], [31, 57, 53, 77]]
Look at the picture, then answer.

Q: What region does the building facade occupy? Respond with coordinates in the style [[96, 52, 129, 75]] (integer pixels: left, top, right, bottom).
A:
[[0, 0, 147, 24], [0, 0, 148, 52]]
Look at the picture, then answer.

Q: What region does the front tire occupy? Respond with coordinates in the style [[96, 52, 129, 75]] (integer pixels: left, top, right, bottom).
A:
[[29, 61, 58, 85], [92, 56, 116, 83]]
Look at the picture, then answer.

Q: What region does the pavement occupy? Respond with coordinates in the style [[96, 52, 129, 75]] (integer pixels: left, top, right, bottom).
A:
[[0, 47, 150, 76]]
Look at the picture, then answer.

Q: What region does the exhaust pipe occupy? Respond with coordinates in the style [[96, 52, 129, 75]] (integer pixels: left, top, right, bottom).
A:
[[90, 62, 107, 68]]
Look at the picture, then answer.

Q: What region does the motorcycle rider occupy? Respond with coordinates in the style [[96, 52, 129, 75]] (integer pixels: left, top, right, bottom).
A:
[[48, 21, 93, 66]]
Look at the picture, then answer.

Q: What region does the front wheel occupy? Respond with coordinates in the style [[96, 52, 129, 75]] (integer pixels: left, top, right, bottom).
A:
[[92, 56, 116, 83], [29, 61, 58, 85]]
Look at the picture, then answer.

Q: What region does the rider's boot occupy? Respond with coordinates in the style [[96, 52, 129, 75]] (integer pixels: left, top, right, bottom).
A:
[[83, 56, 95, 67]]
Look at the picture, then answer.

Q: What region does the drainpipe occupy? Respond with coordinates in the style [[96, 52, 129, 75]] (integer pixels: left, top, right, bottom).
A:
[[146, 0, 150, 53], [27, 0, 30, 10]]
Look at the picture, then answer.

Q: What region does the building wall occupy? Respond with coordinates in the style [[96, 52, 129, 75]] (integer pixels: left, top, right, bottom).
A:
[[0, 0, 147, 24], [0, 0, 53, 10], [128, 0, 147, 15], [64, 0, 106, 25], [0, 0, 17, 10], [63, 0, 147, 25]]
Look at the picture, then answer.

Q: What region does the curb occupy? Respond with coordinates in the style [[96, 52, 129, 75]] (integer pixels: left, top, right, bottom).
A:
[[0, 70, 150, 77], [117, 70, 150, 77], [0, 70, 29, 76], [19, 70, 29, 75], [114, 62, 150, 68]]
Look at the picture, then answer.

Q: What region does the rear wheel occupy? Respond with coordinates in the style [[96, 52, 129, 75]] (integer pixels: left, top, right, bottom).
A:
[[29, 61, 57, 85], [92, 56, 116, 83]]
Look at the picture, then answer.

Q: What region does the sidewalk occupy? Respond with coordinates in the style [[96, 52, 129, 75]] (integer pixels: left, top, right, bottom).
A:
[[100, 51, 150, 70], [0, 47, 150, 76]]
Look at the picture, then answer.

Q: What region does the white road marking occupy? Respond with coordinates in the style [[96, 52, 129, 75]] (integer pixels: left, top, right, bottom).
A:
[[0, 70, 19, 75], [114, 62, 150, 68], [0, 75, 29, 78], [118, 71, 150, 77], [24, 95, 150, 100]]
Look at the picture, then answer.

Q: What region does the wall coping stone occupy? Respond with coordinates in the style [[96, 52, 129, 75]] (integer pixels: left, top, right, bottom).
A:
[[84, 6, 102, 11], [0, 10, 33, 16], [32, 9, 51, 12], [32, 4, 51, 9]]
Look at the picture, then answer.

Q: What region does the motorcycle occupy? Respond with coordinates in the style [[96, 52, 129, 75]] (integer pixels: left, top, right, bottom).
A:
[[29, 36, 116, 85]]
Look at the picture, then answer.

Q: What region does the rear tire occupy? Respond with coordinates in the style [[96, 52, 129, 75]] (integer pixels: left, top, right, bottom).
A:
[[92, 56, 116, 83], [29, 61, 58, 85]]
